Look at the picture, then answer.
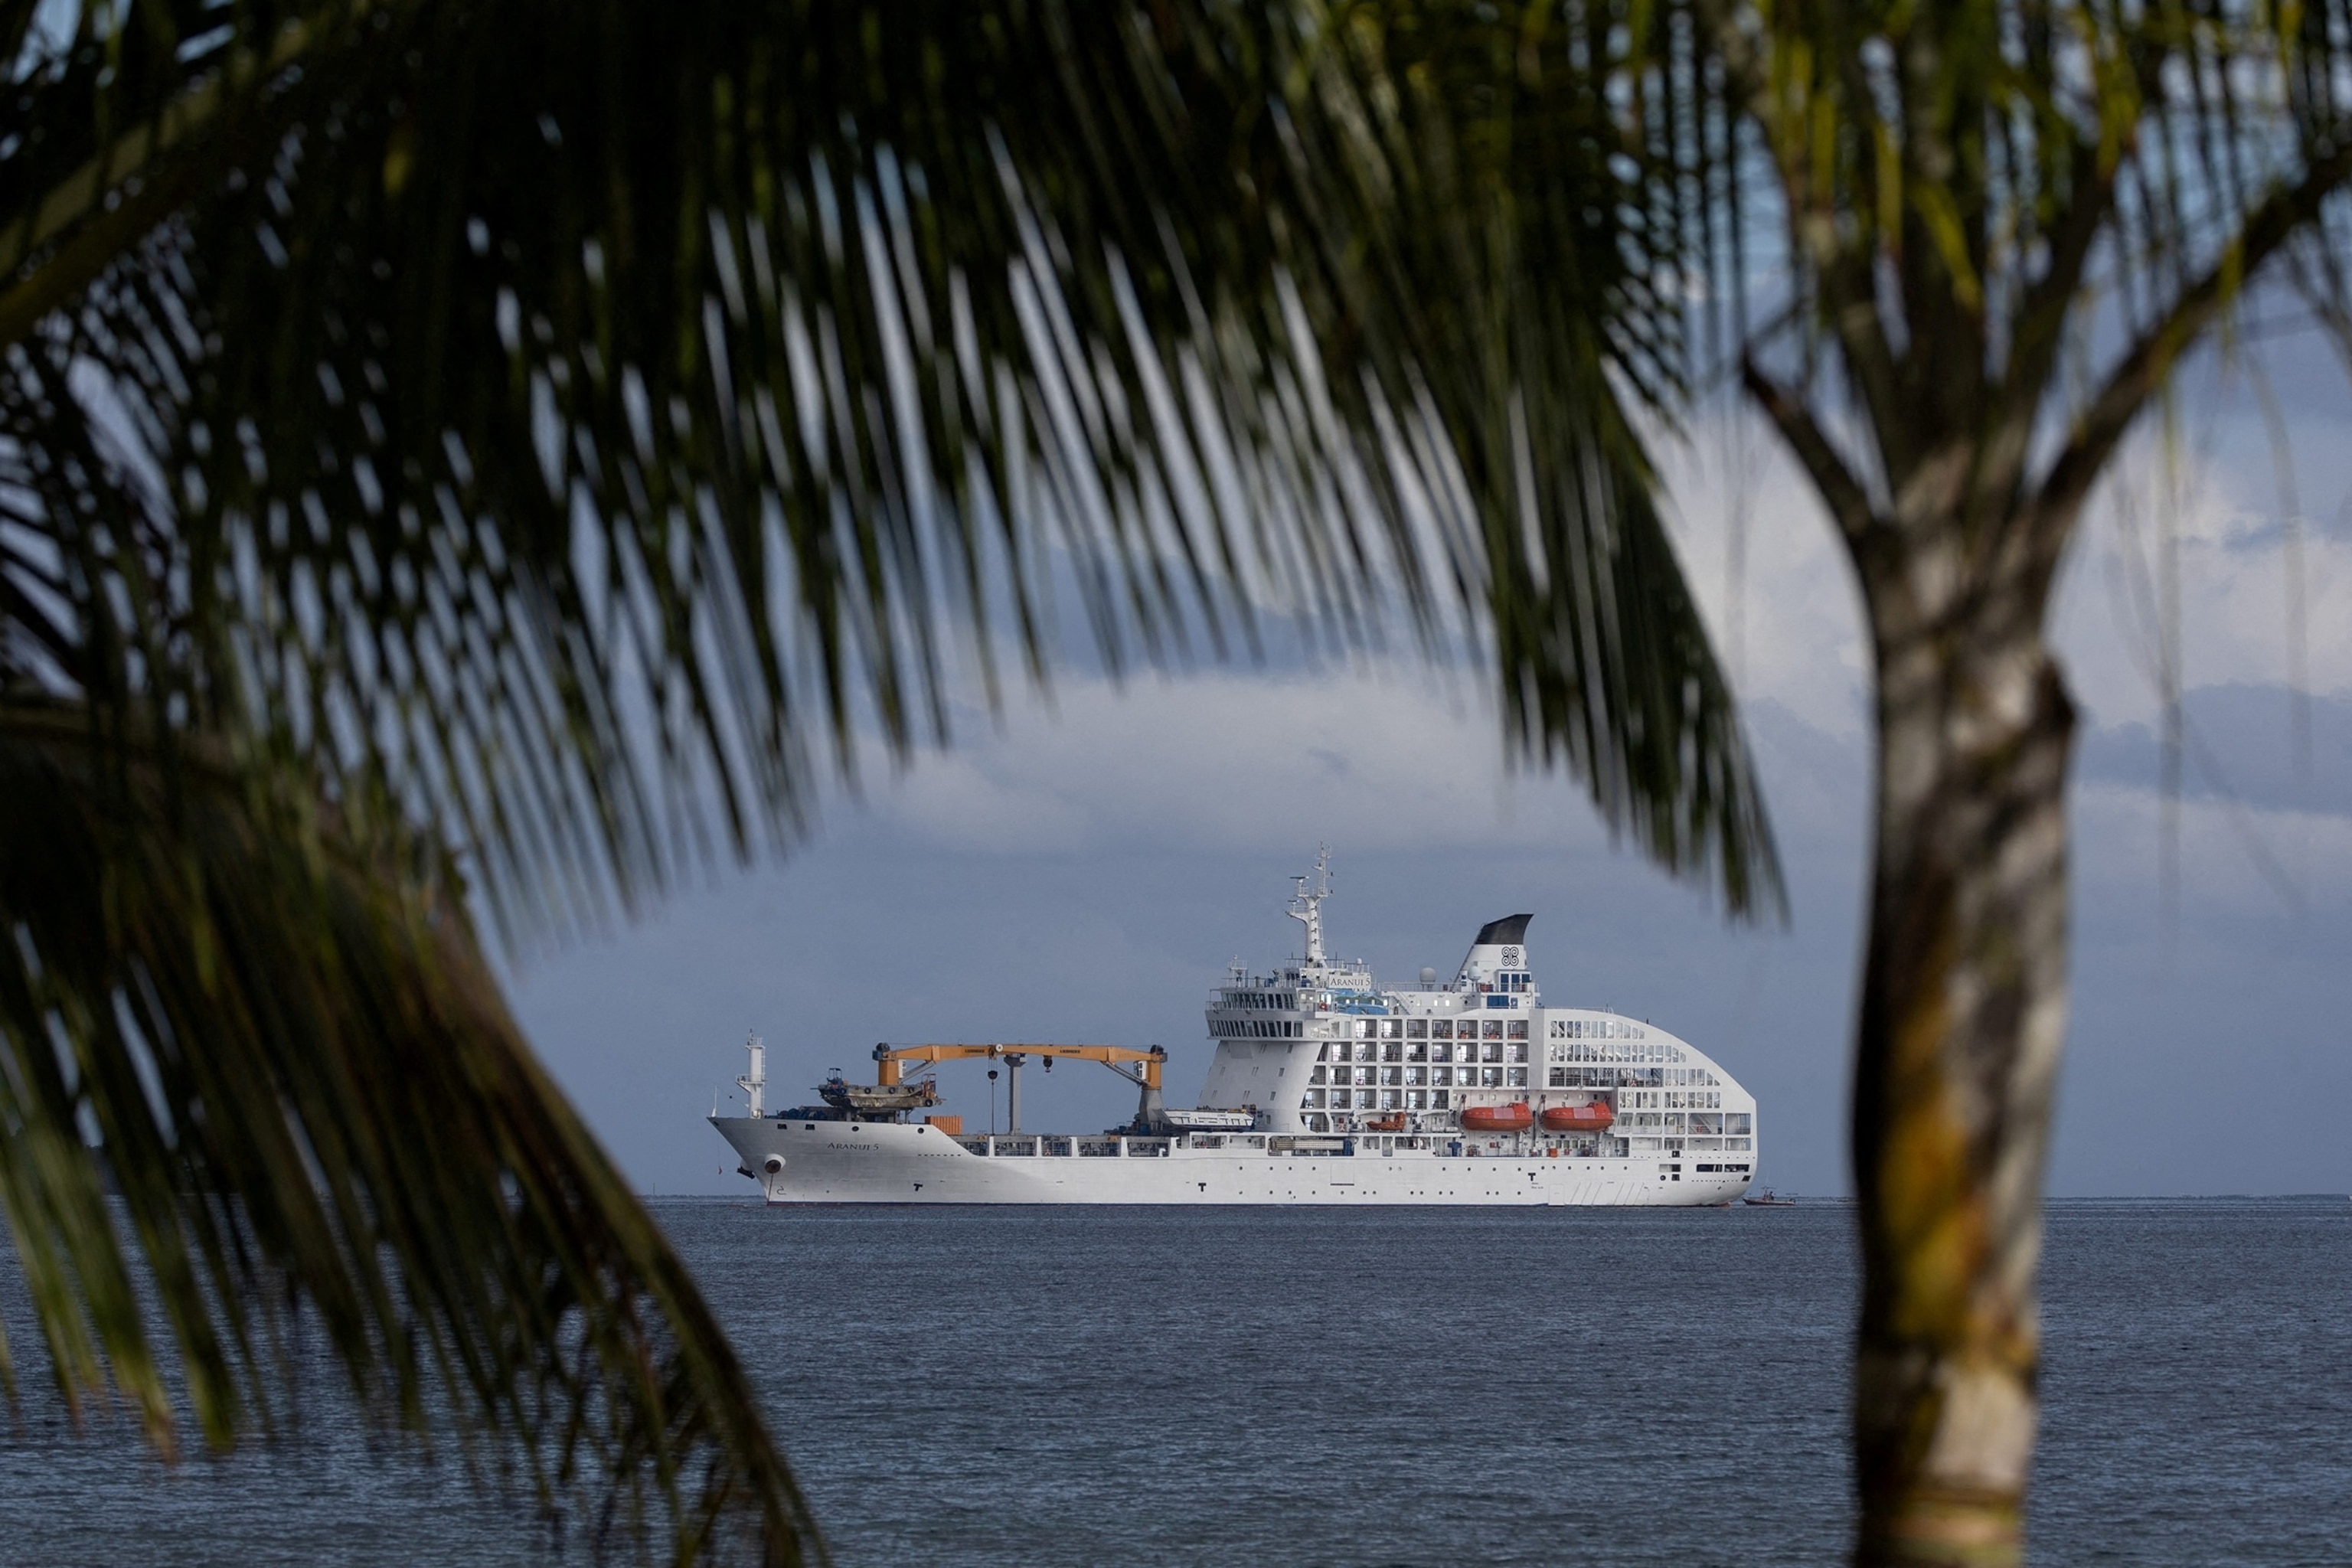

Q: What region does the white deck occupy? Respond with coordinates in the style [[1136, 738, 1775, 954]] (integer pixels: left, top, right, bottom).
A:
[[712, 1116, 1751, 1206]]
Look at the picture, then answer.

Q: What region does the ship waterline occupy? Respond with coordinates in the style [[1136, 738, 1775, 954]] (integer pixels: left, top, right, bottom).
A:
[[710, 850, 1756, 1207]]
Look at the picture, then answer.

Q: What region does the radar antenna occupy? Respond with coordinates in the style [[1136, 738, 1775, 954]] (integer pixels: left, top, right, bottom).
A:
[[1288, 845, 1332, 965]]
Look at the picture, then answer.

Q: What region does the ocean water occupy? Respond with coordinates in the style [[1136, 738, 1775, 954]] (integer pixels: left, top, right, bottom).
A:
[[2, 1197, 2345, 1566]]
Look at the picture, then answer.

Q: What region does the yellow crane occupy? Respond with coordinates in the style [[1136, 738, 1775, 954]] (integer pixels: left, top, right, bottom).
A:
[[871, 1042, 1166, 1134]]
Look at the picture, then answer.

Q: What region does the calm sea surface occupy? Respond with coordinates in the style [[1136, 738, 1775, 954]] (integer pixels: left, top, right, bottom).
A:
[[2, 1197, 2345, 1566]]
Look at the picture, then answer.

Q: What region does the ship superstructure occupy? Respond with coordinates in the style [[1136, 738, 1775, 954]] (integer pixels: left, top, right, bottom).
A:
[[710, 851, 1757, 1206]]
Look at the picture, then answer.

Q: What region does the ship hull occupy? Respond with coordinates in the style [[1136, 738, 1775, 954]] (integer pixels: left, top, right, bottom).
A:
[[711, 1116, 1752, 1207]]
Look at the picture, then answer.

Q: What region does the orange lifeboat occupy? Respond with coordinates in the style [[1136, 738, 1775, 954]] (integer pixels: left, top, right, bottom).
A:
[[1540, 1101, 1615, 1135], [1364, 1112, 1407, 1132], [1460, 1102, 1533, 1133]]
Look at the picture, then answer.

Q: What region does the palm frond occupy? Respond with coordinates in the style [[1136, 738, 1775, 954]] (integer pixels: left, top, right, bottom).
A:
[[0, 699, 818, 1563], [1707, 0, 2352, 534], [3, 0, 1780, 926]]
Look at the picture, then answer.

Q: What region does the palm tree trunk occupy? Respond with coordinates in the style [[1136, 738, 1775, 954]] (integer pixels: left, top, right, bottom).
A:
[[1851, 601, 2077, 1566]]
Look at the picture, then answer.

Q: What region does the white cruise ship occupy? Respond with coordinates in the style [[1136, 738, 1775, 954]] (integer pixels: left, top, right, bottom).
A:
[[710, 852, 1756, 1205]]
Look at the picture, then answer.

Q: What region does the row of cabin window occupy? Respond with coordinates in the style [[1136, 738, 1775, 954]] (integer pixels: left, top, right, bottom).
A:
[[1348, 1018, 1530, 1040], [1550, 1067, 1670, 1088], [1312, 1064, 1530, 1088], [1616, 1112, 1754, 1134], [1550, 1040, 1686, 1064], [1304, 1087, 1502, 1110], [1545, 1046, 1716, 1083], [1550, 1018, 1645, 1040], [1223, 990, 1298, 1009], [1320, 1040, 1530, 1065], [1211, 1020, 1303, 1037], [1619, 1089, 1734, 1111], [1605, 1088, 1728, 1109]]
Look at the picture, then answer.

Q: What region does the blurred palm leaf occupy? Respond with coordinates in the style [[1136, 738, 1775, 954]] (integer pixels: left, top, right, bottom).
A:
[[0, 697, 815, 1560], [0, 1, 1779, 1563], [6, 0, 1775, 918]]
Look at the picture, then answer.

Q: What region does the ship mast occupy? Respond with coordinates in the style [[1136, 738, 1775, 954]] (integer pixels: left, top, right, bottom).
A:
[[1288, 845, 1332, 966], [737, 1034, 765, 1118]]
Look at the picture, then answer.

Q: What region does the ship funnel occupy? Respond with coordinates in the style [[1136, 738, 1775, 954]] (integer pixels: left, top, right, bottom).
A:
[[1454, 914, 1536, 997]]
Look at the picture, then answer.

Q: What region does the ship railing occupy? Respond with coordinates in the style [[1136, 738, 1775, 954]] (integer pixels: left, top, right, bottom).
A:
[[952, 1135, 1188, 1158], [1063, 1137, 1171, 1157]]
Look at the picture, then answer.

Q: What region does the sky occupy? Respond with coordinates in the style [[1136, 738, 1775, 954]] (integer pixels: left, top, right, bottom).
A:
[[500, 331, 2352, 1200]]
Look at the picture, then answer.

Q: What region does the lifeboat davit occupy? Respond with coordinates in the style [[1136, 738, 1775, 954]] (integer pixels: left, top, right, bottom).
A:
[[1540, 1101, 1615, 1134], [1460, 1102, 1533, 1133]]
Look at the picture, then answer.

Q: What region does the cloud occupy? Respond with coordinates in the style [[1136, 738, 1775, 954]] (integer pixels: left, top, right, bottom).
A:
[[874, 664, 1619, 856], [1645, 403, 2352, 959], [1648, 401, 2352, 749], [2070, 710, 2352, 923], [2054, 454, 2352, 730], [1652, 419, 1873, 739], [2076, 685, 2352, 815]]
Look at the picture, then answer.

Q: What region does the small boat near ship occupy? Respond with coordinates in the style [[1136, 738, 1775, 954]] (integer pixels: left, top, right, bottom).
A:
[[1742, 1188, 1795, 1207], [710, 851, 1759, 1206], [815, 1070, 940, 1118]]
